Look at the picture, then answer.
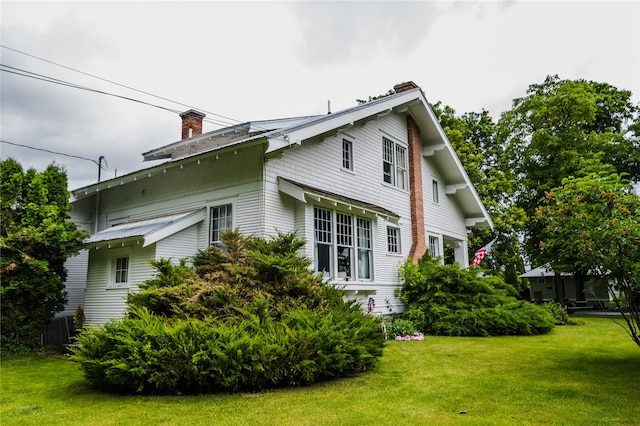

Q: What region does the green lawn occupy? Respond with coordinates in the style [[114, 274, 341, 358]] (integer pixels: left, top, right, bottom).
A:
[[2, 316, 639, 425]]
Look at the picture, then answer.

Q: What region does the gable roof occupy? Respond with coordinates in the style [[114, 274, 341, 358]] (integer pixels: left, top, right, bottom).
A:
[[520, 266, 573, 278], [70, 85, 492, 229], [84, 209, 206, 249]]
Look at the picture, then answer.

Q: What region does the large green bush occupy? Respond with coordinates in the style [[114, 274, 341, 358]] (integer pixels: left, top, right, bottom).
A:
[[74, 231, 384, 394], [400, 256, 555, 336]]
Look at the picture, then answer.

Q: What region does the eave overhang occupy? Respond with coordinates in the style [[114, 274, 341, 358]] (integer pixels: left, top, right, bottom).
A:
[[278, 177, 400, 224], [84, 208, 206, 250]]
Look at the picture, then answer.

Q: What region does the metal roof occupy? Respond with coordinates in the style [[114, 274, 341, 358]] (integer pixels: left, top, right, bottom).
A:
[[84, 209, 206, 248]]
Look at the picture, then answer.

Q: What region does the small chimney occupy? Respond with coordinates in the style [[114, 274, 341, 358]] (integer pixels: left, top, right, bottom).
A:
[[180, 110, 206, 140], [393, 81, 419, 94]]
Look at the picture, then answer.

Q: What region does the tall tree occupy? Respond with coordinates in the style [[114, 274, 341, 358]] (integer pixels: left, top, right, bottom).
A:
[[496, 75, 640, 265], [1, 158, 87, 352], [534, 173, 640, 348], [432, 103, 526, 287]]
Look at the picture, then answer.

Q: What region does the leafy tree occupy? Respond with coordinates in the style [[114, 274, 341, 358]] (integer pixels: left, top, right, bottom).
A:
[[534, 173, 640, 348], [432, 103, 527, 288], [1, 158, 87, 352], [496, 75, 640, 265]]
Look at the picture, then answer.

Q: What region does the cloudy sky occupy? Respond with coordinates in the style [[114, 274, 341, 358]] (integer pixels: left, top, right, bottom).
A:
[[2, 1, 638, 190]]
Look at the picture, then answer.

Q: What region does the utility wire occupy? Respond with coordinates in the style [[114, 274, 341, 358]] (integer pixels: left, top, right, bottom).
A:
[[1, 64, 241, 129], [2, 64, 183, 116], [1, 139, 103, 166], [1, 44, 247, 128]]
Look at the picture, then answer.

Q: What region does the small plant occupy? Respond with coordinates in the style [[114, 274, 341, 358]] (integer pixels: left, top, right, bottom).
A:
[[73, 305, 85, 330], [542, 302, 569, 325], [383, 317, 416, 338]]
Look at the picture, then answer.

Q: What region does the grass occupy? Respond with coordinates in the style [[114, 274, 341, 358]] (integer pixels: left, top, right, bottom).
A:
[[2, 316, 639, 425]]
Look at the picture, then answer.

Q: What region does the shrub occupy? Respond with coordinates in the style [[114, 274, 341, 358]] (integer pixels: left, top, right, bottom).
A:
[[74, 304, 384, 394], [400, 256, 555, 336], [385, 317, 417, 338], [74, 231, 385, 394], [542, 302, 569, 325]]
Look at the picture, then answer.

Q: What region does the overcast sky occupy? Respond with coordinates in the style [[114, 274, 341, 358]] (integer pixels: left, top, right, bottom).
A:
[[2, 1, 638, 190]]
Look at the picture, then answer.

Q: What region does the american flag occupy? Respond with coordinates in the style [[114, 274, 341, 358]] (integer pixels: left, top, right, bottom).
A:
[[470, 239, 496, 267]]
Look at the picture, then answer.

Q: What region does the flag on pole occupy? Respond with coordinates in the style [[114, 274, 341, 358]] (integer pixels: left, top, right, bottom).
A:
[[470, 239, 496, 267]]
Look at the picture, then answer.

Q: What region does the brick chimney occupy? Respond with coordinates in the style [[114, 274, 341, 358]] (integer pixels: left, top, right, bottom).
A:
[[407, 112, 427, 263], [180, 109, 205, 140], [394, 81, 419, 93]]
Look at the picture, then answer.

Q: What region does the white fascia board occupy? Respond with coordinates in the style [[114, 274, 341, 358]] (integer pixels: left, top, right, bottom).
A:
[[277, 178, 308, 203], [142, 208, 206, 247], [420, 101, 494, 230], [266, 91, 423, 154]]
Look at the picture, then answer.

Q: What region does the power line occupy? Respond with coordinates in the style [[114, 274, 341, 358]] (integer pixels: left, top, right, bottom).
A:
[[1, 64, 184, 116], [0, 139, 102, 166], [1, 44, 246, 128]]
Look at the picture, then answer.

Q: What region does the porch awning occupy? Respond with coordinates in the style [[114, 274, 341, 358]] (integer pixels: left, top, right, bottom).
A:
[[84, 208, 206, 249], [278, 176, 400, 223]]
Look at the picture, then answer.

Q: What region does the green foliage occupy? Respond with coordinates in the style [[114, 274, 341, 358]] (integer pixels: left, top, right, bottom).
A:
[[497, 75, 640, 265], [431, 103, 526, 287], [0, 158, 87, 352], [541, 302, 570, 325], [75, 231, 385, 394], [399, 256, 555, 336], [384, 317, 417, 338], [535, 173, 640, 347]]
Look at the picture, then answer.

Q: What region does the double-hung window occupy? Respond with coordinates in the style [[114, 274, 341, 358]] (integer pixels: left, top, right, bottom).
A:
[[387, 226, 401, 254], [357, 218, 373, 279], [108, 252, 130, 288], [342, 139, 353, 171], [429, 236, 440, 258], [382, 137, 407, 189], [210, 204, 232, 246], [314, 207, 373, 281]]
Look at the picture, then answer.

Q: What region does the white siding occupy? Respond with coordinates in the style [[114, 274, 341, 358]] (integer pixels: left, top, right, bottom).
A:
[[84, 245, 155, 326], [423, 156, 468, 240], [263, 114, 414, 301], [155, 223, 201, 263], [59, 250, 88, 317]]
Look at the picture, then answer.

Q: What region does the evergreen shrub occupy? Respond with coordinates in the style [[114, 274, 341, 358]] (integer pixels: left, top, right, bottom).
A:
[[400, 256, 555, 336], [74, 231, 385, 394]]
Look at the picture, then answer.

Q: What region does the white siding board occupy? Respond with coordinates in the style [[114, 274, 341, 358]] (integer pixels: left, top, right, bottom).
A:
[[84, 244, 155, 326], [155, 223, 200, 263], [58, 250, 88, 317]]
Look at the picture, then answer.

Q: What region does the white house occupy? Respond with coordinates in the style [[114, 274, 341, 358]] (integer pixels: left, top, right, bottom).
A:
[[66, 81, 492, 326]]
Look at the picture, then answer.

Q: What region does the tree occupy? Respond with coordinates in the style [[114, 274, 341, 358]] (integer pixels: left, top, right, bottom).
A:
[[496, 75, 640, 266], [1, 158, 87, 352], [432, 103, 527, 288], [534, 173, 640, 348]]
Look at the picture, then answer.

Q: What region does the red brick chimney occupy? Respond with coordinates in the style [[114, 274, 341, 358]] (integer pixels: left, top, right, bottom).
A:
[[406, 114, 427, 263], [394, 81, 419, 93], [180, 110, 205, 140]]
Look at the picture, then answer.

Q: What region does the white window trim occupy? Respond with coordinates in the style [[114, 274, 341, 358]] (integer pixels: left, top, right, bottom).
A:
[[386, 225, 402, 255], [342, 138, 354, 172], [107, 248, 132, 289], [432, 179, 440, 204], [381, 136, 408, 191], [207, 199, 236, 247], [313, 206, 374, 282], [428, 234, 443, 262]]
